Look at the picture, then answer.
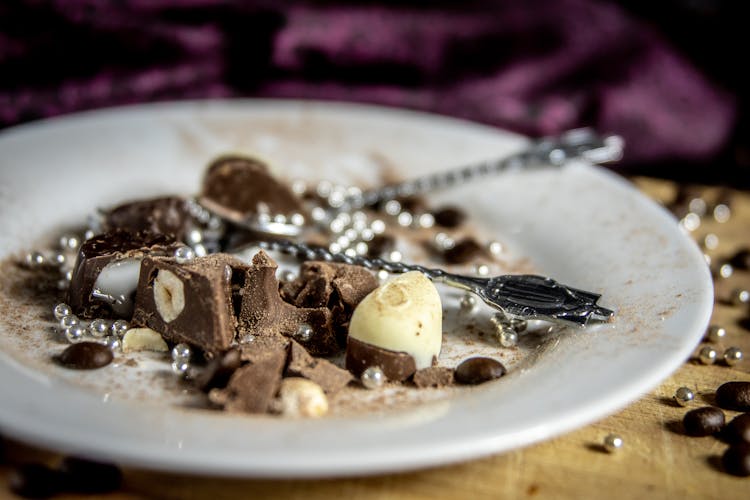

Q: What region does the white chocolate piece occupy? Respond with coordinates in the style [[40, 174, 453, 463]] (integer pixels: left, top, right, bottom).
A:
[[348, 271, 442, 369], [153, 269, 185, 323], [93, 257, 142, 317], [122, 327, 168, 353], [275, 377, 328, 418]]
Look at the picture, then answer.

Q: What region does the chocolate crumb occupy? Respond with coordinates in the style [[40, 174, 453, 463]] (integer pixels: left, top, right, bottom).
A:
[[413, 367, 455, 388]]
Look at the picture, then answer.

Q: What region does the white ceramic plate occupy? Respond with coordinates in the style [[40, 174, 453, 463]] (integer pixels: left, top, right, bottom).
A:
[[0, 100, 712, 477]]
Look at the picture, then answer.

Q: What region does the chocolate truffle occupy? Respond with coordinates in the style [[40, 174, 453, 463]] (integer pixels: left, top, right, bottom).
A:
[[67, 231, 178, 319], [131, 254, 250, 353]]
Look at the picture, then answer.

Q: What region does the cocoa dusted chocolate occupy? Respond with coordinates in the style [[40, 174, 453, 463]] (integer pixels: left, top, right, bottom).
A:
[[286, 340, 353, 394], [66, 231, 179, 319], [199, 155, 305, 220], [413, 367, 454, 388], [103, 196, 194, 241], [131, 253, 250, 354], [345, 336, 417, 381]]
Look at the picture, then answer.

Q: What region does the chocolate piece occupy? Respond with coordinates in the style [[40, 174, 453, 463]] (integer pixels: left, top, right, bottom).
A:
[[196, 348, 242, 392], [132, 254, 249, 354], [200, 155, 304, 220], [413, 367, 454, 388], [454, 357, 506, 385], [443, 238, 484, 264], [58, 457, 122, 494], [9, 464, 66, 499], [724, 413, 750, 444], [729, 248, 750, 270], [432, 206, 466, 228], [345, 336, 416, 382], [366, 234, 395, 258], [281, 260, 378, 346], [103, 196, 193, 240], [683, 406, 725, 436], [287, 340, 353, 394], [209, 346, 286, 413], [716, 381, 750, 411], [722, 443, 750, 477], [239, 251, 337, 356], [57, 342, 113, 369], [67, 231, 178, 319]]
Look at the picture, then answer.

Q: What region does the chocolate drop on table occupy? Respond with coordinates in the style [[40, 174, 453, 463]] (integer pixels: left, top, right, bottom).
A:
[[723, 413, 750, 444], [716, 381, 750, 411], [683, 406, 725, 436]]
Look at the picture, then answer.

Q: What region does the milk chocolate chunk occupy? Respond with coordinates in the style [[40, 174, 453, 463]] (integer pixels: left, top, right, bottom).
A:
[[287, 340, 353, 394], [345, 337, 417, 382], [67, 231, 178, 319], [132, 254, 250, 354], [103, 196, 193, 240], [239, 251, 338, 356], [208, 346, 286, 414], [199, 155, 304, 220], [413, 367, 454, 388]]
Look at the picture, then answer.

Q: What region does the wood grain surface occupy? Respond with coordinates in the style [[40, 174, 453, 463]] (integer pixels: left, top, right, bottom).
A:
[[1, 176, 748, 499]]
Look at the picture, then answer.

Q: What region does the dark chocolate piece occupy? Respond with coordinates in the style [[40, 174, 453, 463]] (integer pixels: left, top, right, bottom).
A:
[[366, 235, 395, 258], [722, 443, 750, 477], [58, 457, 122, 494], [196, 348, 242, 392], [413, 367, 455, 388], [103, 196, 193, 240], [8, 464, 66, 499], [432, 206, 466, 228], [287, 340, 353, 394], [208, 346, 286, 414], [67, 231, 178, 319], [716, 382, 750, 411], [454, 357, 506, 385], [723, 413, 750, 445], [345, 336, 417, 382], [200, 155, 304, 219], [57, 342, 113, 370], [443, 238, 484, 264], [132, 254, 249, 354], [683, 406, 725, 436], [239, 251, 338, 356]]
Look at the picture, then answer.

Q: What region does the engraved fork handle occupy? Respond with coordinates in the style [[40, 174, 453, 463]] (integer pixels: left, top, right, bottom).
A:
[[259, 239, 614, 326]]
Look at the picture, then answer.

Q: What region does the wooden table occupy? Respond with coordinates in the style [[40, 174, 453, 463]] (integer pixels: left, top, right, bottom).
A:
[[1, 176, 748, 499]]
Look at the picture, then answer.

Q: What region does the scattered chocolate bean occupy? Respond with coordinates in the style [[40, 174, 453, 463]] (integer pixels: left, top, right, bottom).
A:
[[8, 464, 66, 499], [723, 413, 750, 445], [443, 238, 483, 264], [57, 342, 113, 369], [58, 456, 122, 493], [454, 357, 506, 385], [366, 234, 395, 258], [432, 206, 466, 228], [716, 381, 750, 411], [197, 348, 242, 392], [722, 443, 750, 477], [683, 406, 725, 436], [729, 248, 750, 270]]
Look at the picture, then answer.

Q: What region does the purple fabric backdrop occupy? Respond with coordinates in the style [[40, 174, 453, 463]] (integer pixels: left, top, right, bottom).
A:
[[0, 0, 735, 164]]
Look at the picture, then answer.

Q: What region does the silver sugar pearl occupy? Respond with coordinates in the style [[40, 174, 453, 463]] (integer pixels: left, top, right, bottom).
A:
[[327, 189, 346, 208], [291, 179, 307, 195], [171, 360, 190, 375], [174, 246, 196, 264], [703, 233, 719, 250], [384, 200, 402, 216], [475, 264, 490, 276], [316, 180, 333, 198], [377, 270, 389, 282], [490, 312, 510, 328], [84, 229, 95, 240], [186, 228, 204, 245], [360, 228, 374, 241], [64, 270, 73, 282], [273, 214, 287, 224], [344, 228, 358, 241], [111, 320, 129, 337], [704, 254, 712, 266], [89, 319, 109, 338], [603, 434, 624, 453], [192, 243, 208, 257], [344, 248, 357, 258], [680, 213, 701, 232], [718, 263, 733, 279], [311, 207, 327, 223], [459, 293, 477, 313], [25, 252, 45, 267], [279, 269, 297, 283], [370, 219, 386, 234], [290, 213, 305, 227], [239, 333, 256, 344], [328, 242, 342, 254], [723, 347, 743, 366], [336, 235, 351, 248], [355, 242, 369, 255], [388, 251, 402, 262], [673, 386, 694, 407], [53, 303, 72, 321], [257, 212, 271, 225], [688, 198, 707, 216], [65, 325, 85, 343], [329, 218, 346, 234], [51, 253, 66, 266], [59, 234, 81, 250], [172, 343, 192, 362], [396, 212, 413, 227], [698, 346, 718, 365], [706, 325, 727, 343], [731, 288, 750, 306], [295, 323, 314, 342], [417, 213, 435, 229], [713, 203, 731, 223], [103, 336, 121, 351], [498, 327, 518, 347], [488, 241, 504, 255], [56, 279, 69, 291], [59, 315, 79, 329], [361, 366, 386, 390]]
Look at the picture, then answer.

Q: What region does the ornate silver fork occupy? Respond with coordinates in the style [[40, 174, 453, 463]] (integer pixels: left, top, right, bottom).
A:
[[259, 239, 615, 327]]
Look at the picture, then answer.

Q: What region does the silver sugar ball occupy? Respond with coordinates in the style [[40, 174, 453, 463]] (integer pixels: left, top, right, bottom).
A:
[[703, 233, 719, 250], [388, 251, 402, 262], [718, 263, 734, 279], [171, 360, 189, 375], [673, 386, 695, 407], [377, 270, 389, 282], [490, 312, 510, 328], [344, 248, 357, 258], [706, 325, 727, 343], [713, 203, 731, 223], [459, 293, 477, 313], [64, 270, 73, 282], [103, 335, 121, 351], [475, 264, 490, 276], [290, 213, 305, 227], [84, 229, 95, 240], [417, 213, 435, 229], [698, 346, 718, 365], [239, 333, 256, 344], [192, 243, 208, 257], [723, 347, 744, 367], [64, 325, 85, 343], [704, 254, 712, 266], [680, 213, 701, 232], [59, 234, 81, 250], [488, 241, 504, 256], [396, 212, 413, 227], [688, 198, 707, 216], [327, 189, 346, 208], [355, 242, 369, 255], [273, 214, 287, 224], [53, 303, 72, 321], [731, 289, 750, 306], [25, 252, 45, 267], [498, 327, 518, 347], [316, 180, 333, 198], [344, 228, 358, 241], [174, 245, 196, 264], [295, 323, 314, 342], [59, 315, 79, 329], [291, 179, 307, 196], [329, 218, 346, 234], [603, 434, 624, 453], [279, 269, 297, 283], [384, 200, 402, 216], [56, 279, 70, 291], [171, 343, 192, 362], [89, 319, 109, 338], [370, 219, 386, 234], [186, 228, 204, 245], [361, 366, 386, 390], [328, 242, 342, 254], [51, 253, 66, 266], [311, 206, 327, 223], [111, 320, 129, 337]]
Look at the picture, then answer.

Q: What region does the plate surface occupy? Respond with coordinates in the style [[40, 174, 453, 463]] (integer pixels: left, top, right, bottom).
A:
[[0, 100, 712, 477]]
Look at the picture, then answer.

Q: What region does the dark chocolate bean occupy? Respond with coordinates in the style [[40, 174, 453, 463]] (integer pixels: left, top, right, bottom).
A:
[[683, 406, 725, 436], [198, 348, 242, 391], [8, 464, 66, 499], [366, 235, 395, 258], [716, 381, 750, 411], [729, 248, 750, 270], [454, 357, 506, 385], [723, 413, 750, 445], [722, 443, 750, 477], [59, 456, 122, 493], [432, 206, 466, 228], [57, 342, 113, 369], [443, 238, 483, 264]]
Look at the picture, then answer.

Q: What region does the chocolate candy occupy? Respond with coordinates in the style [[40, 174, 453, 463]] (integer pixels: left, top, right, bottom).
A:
[[345, 336, 417, 382], [67, 231, 178, 319], [57, 342, 113, 369], [58, 457, 122, 493], [723, 413, 750, 444], [132, 254, 249, 354], [683, 406, 725, 436], [722, 443, 750, 477], [432, 206, 466, 228], [8, 464, 66, 499], [455, 357, 506, 385], [103, 196, 193, 240], [716, 381, 750, 411], [443, 238, 484, 264], [286, 340, 353, 394]]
